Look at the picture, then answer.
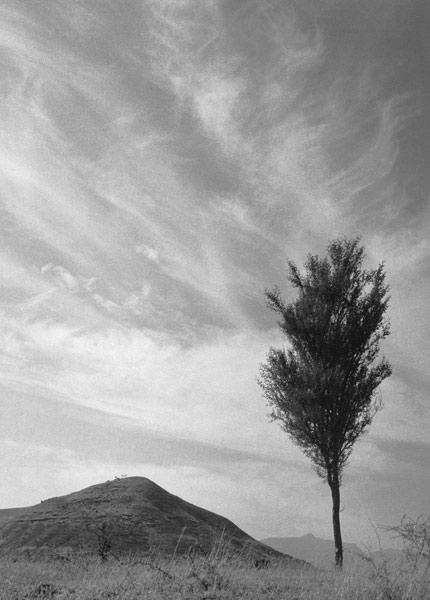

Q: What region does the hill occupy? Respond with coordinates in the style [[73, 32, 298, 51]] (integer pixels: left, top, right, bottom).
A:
[[0, 477, 300, 563]]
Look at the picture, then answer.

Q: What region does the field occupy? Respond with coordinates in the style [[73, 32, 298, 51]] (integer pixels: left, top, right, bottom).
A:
[[1, 547, 428, 600]]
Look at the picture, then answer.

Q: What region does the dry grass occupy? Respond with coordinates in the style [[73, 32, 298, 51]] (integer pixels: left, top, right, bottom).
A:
[[0, 545, 429, 600]]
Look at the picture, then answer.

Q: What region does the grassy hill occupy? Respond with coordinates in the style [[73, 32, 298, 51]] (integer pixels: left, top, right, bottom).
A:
[[0, 477, 296, 563]]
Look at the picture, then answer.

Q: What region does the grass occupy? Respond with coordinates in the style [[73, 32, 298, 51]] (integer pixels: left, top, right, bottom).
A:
[[0, 546, 429, 600]]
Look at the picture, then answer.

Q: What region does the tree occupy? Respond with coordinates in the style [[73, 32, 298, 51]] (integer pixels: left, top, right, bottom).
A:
[[259, 238, 392, 568]]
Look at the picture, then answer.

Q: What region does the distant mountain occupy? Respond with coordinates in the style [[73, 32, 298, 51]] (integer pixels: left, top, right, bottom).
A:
[[261, 533, 361, 569], [261, 533, 403, 570], [0, 477, 301, 563]]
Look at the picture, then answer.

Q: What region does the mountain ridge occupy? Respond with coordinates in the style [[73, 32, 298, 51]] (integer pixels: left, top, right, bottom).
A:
[[261, 533, 402, 569]]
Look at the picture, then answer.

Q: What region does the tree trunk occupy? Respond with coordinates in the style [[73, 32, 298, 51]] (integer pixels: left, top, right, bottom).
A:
[[328, 470, 343, 568]]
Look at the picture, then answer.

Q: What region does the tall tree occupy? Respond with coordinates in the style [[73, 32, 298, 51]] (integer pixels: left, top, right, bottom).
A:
[[259, 238, 392, 568]]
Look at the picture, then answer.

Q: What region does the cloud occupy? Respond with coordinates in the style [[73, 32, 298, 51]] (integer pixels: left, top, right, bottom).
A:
[[135, 244, 159, 262], [41, 264, 80, 292], [326, 94, 408, 202], [0, 318, 277, 446], [1, 0, 413, 339], [375, 438, 430, 471], [0, 381, 288, 469], [0, 0, 428, 545], [193, 74, 245, 152]]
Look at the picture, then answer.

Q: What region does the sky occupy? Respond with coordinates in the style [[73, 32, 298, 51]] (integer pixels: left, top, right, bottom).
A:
[[0, 0, 429, 549]]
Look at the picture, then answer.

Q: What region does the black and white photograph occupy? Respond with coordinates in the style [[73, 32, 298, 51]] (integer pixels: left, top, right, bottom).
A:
[[0, 1, 429, 598]]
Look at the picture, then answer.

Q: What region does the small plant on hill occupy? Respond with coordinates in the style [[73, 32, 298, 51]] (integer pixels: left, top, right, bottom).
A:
[[95, 521, 112, 562], [388, 515, 430, 576], [76, 493, 117, 562]]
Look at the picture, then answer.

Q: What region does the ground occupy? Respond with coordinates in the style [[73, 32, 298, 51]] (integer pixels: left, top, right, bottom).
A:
[[1, 547, 428, 600]]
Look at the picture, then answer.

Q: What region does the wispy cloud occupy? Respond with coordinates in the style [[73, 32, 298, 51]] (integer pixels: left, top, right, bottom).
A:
[[0, 0, 428, 543]]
